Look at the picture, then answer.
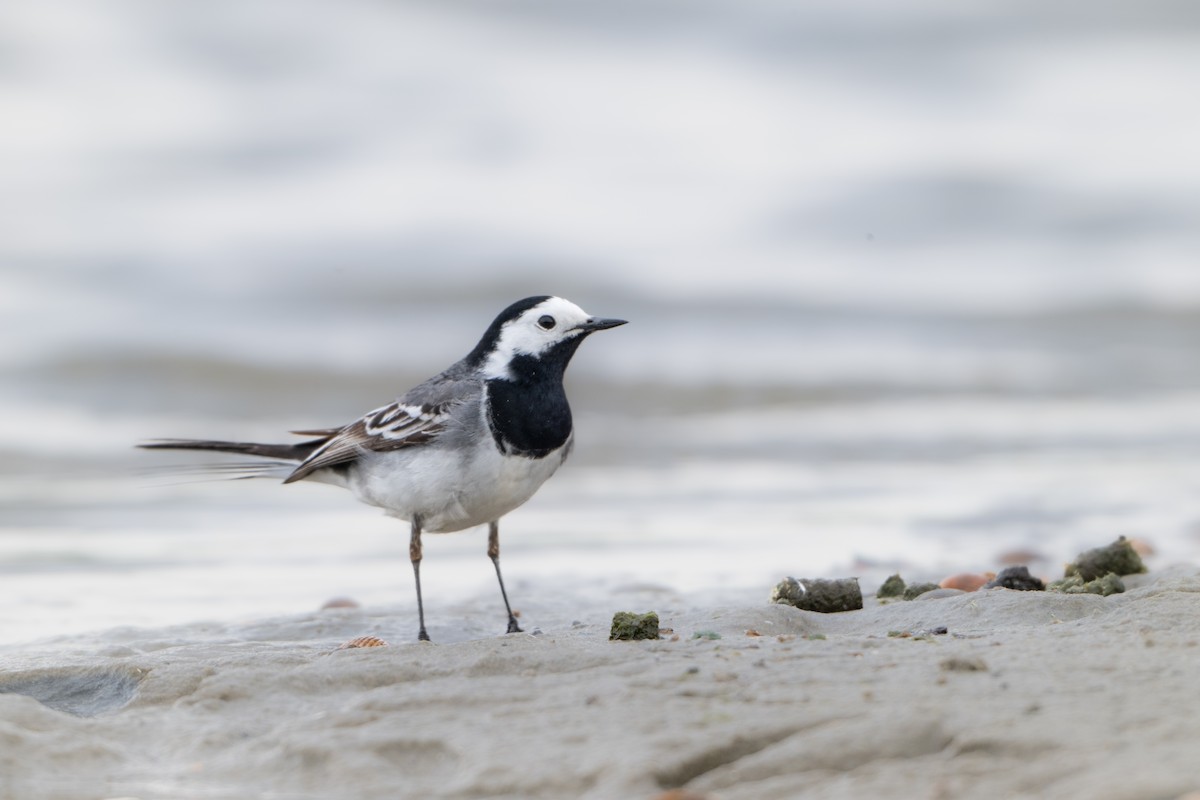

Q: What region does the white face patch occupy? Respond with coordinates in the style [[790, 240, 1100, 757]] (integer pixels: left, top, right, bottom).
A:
[[482, 297, 594, 379]]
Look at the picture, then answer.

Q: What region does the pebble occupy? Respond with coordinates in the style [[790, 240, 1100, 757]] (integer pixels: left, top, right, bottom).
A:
[[939, 572, 993, 592]]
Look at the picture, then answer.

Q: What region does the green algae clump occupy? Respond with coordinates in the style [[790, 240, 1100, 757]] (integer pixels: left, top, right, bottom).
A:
[[1065, 537, 1146, 581], [877, 574, 906, 599], [1048, 573, 1126, 596], [609, 611, 660, 641]]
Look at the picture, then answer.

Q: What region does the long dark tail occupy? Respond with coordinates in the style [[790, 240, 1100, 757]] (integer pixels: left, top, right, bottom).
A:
[[138, 438, 327, 462]]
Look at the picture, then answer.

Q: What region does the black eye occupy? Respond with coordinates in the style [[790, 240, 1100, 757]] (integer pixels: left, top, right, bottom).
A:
[[537, 315, 556, 330]]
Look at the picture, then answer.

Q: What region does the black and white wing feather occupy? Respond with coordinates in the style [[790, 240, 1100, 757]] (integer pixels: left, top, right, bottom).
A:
[[283, 400, 451, 483]]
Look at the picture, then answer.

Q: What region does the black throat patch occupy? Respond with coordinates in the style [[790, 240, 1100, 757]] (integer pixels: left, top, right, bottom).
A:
[[485, 338, 583, 458]]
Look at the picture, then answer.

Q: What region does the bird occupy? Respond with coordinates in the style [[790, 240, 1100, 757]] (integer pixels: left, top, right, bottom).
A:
[[140, 296, 626, 641]]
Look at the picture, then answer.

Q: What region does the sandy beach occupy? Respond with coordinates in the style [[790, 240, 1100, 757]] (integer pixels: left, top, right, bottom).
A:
[[4, 1, 1200, 799], [3, 567, 1199, 800]]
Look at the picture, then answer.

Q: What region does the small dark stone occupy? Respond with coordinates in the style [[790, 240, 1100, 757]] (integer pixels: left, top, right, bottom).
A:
[[877, 574, 906, 598], [1065, 536, 1147, 581], [902, 581, 940, 600], [771, 577, 863, 612], [609, 611, 660, 640], [984, 566, 1045, 591]]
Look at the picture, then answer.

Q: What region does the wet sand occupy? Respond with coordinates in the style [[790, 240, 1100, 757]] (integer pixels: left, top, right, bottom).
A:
[[3, 568, 1200, 799]]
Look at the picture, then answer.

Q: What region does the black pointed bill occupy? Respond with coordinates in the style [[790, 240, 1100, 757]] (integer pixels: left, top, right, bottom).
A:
[[574, 317, 628, 332]]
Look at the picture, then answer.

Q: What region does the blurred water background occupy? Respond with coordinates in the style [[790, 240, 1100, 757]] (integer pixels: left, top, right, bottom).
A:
[[3, 0, 1200, 643]]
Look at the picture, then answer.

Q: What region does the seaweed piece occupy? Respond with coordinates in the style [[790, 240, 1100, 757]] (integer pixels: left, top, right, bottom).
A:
[[984, 566, 1045, 591], [877, 574, 906, 598], [902, 582, 940, 600], [1065, 537, 1147, 581], [609, 611, 660, 640], [770, 577, 863, 612], [1047, 573, 1125, 596]]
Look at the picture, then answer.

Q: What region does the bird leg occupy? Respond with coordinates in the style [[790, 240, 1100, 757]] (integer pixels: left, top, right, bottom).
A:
[[488, 520, 523, 634], [410, 516, 430, 642]]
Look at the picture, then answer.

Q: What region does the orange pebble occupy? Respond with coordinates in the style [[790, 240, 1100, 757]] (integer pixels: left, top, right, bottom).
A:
[[1128, 538, 1155, 557], [939, 573, 991, 592], [321, 597, 361, 610], [995, 549, 1046, 566]]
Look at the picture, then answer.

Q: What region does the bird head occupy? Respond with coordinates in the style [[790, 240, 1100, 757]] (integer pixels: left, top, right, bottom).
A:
[[469, 296, 626, 380]]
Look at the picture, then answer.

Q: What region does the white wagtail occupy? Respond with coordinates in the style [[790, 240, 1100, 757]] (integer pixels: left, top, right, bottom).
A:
[[141, 296, 626, 641]]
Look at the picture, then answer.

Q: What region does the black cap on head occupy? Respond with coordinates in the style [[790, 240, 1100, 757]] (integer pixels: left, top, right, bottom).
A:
[[465, 296, 553, 366]]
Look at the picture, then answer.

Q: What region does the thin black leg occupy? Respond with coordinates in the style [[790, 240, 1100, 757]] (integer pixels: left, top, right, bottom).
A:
[[410, 516, 430, 642], [488, 520, 522, 634]]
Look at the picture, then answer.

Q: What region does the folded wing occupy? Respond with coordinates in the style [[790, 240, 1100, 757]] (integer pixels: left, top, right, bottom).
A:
[[283, 401, 450, 483]]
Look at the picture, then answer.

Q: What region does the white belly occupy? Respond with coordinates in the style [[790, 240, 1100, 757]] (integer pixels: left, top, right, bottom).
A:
[[343, 439, 570, 532]]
